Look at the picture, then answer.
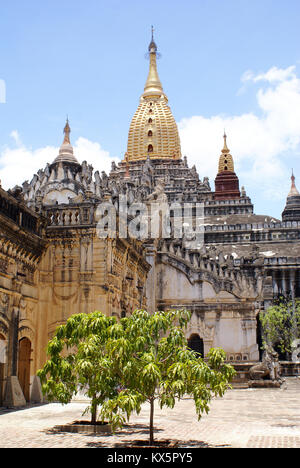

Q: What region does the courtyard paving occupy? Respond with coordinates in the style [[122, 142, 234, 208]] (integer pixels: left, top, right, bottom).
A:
[[0, 377, 299, 449]]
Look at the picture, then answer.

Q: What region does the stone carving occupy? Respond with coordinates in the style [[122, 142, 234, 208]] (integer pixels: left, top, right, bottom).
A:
[[291, 339, 300, 363], [146, 180, 168, 203], [249, 346, 282, 383], [186, 312, 215, 343]]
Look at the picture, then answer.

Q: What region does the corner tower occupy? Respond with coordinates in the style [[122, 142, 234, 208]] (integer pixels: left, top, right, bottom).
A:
[[126, 29, 182, 162], [282, 171, 300, 221], [214, 133, 241, 200]]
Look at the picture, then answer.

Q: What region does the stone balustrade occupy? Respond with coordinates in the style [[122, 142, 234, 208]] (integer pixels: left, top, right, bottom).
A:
[[45, 206, 94, 227]]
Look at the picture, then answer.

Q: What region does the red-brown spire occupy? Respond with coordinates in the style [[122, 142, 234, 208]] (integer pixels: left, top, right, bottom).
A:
[[214, 133, 240, 200]]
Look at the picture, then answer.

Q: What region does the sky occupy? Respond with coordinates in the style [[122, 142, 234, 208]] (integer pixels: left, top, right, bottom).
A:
[[0, 0, 300, 219]]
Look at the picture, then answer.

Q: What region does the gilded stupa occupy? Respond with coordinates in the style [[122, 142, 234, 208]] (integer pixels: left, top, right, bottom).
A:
[[218, 132, 235, 173], [126, 29, 182, 161]]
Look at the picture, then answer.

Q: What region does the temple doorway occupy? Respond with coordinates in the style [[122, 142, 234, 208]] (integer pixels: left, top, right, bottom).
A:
[[188, 334, 204, 358], [18, 338, 32, 402]]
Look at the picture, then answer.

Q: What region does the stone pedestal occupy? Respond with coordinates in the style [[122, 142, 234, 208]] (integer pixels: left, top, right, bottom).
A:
[[30, 375, 43, 403], [3, 376, 26, 407], [248, 380, 282, 389]]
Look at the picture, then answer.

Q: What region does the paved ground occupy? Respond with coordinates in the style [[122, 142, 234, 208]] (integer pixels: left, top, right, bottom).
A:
[[0, 377, 299, 449]]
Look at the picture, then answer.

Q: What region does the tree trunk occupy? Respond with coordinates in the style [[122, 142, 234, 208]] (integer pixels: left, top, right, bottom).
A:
[[91, 399, 97, 424], [149, 398, 155, 446]]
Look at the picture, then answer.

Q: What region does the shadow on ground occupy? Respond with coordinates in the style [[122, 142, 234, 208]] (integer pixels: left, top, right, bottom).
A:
[[44, 423, 231, 448], [85, 439, 230, 448], [0, 403, 48, 416]]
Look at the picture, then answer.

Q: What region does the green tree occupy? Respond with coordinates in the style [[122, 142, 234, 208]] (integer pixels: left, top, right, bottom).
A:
[[37, 311, 123, 424], [38, 309, 235, 443], [260, 300, 300, 358], [100, 309, 236, 445]]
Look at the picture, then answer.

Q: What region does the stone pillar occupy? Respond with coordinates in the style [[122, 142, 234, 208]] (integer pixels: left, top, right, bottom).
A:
[[272, 270, 279, 296], [281, 270, 287, 296], [203, 339, 213, 357], [241, 319, 259, 361], [290, 269, 296, 296], [144, 243, 157, 315]]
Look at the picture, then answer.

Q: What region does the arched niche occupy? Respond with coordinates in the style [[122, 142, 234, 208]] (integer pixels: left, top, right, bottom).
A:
[[188, 333, 204, 358]]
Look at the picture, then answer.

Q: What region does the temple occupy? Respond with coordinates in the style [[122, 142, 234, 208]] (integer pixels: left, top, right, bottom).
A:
[[0, 32, 300, 405]]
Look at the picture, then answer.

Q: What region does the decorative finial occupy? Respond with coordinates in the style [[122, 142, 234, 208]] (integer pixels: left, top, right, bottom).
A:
[[144, 27, 163, 97], [52, 118, 79, 165], [288, 170, 300, 197], [148, 25, 158, 53], [222, 131, 229, 154], [218, 132, 235, 173], [63, 117, 71, 145]]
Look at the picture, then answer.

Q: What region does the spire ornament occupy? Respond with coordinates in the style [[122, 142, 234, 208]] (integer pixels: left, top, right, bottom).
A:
[[282, 170, 300, 221], [63, 117, 71, 145], [143, 27, 164, 98], [52, 118, 79, 165], [126, 31, 182, 161], [148, 25, 157, 53], [222, 131, 230, 154], [288, 170, 300, 197], [218, 132, 234, 173], [215, 133, 241, 200]]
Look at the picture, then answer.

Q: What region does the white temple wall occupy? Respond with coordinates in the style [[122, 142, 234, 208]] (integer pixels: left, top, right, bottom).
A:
[[156, 262, 260, 361]]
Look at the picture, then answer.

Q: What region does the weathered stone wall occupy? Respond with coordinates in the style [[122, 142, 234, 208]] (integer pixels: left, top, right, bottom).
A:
[[155, 252, 259, 360]]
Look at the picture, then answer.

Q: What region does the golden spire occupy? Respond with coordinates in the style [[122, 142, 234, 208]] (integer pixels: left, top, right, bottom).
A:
[[288, 170, 300, 197], [126, 30, 182, 162], [143, 26, 164, 98], [222, 131, 230, 153], [218, 132, 235, 173]]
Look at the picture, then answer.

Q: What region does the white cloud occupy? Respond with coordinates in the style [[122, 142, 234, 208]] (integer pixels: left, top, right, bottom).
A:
[[242, 65, 296, 84], [0, 133, 57, 190], [178, 65, 300, 205], [0, 133, 119, 191]]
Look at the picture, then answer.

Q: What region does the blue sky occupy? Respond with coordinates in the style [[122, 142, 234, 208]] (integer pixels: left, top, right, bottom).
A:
[[1, 0, 300, 219]]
